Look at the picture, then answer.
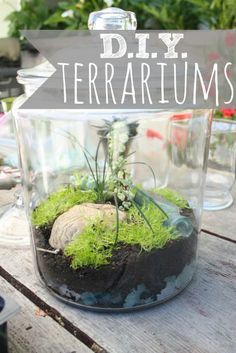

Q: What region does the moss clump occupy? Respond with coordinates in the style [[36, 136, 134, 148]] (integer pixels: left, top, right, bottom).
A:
[[64, 203, 178, 269], [152, 187, 189, 209], [32, 187, 97, 227], [64, 218, 114, 269]]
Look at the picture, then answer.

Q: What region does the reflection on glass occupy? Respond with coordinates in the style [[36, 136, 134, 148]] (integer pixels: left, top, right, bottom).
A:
[[0, 105, 30, 248]]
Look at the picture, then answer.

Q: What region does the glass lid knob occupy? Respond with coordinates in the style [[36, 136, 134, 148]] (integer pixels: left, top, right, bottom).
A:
[[88, 7, 137, 30]]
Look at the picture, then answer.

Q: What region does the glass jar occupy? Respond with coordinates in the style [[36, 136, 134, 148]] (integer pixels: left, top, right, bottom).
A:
[[204, 119, 236, 211], [12, 8, 212, 312]]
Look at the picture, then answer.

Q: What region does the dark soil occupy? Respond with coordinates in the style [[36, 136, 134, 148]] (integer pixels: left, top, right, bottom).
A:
[[34, 207, 198, 309]]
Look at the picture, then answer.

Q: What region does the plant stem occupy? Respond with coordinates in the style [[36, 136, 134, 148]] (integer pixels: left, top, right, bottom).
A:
[[130, 198, 154, 234], [113, 193, 120, 246]]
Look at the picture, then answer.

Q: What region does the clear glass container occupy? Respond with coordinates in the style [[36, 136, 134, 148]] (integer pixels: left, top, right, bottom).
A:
[[204, 119, 236, 211], [12, 8, 212, 312], [0, 99, 30, 248]]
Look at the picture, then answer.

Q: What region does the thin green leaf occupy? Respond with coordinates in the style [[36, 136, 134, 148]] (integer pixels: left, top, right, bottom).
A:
[[113, 193, 120, 246], [57, 129, 97, 184], [82, 150, 97, 185], [130, 199, 154, 234], [60, 130, 95, 161], [126, 161, 157, 188], [102, 149, 108, 186], [134, 187, 169, 219], [94, 138, 103, 183]]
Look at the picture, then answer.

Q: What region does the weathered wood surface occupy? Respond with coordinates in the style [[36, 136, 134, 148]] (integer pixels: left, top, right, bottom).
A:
[[0, 232, 235, 353], [0, 277, 91, 353], [0, 188, 15, 209], [202, 184, 236, 241]]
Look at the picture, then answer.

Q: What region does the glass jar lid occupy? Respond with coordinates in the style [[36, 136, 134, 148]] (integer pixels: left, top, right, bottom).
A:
[[88, 7, 137, 30], [17, 60, 55, 93]]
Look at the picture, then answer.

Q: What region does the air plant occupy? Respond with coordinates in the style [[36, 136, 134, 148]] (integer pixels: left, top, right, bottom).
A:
[[62, 117, 169, 246]]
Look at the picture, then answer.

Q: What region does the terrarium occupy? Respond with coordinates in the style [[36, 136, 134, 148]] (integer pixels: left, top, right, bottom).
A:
[[12, 8, 212, 311]]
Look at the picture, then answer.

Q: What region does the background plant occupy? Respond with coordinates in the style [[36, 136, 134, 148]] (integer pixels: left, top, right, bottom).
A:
[[44, 0, 107, 30], [6, 0, 54, 38], [214, 108, 236, 121], [6, 0, 236, 39], [112, 0, 201, 29], [186, 0, 236, 29]]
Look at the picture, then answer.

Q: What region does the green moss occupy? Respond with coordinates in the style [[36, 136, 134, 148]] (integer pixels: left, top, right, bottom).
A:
[[64, 203, 178, 269], [32, 187, 97, 227], [119, 205, 177, 251], [152, 187, 189, 209], [64, 219, 114, 269]]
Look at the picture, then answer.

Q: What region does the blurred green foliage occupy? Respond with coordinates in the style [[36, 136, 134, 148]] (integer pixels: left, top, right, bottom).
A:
[[6, 0, 52, 38], [44, 0, 107, 30], [187, 0, 236, 29], [6, 0, 236, 38], [112, 0, 200, 29]]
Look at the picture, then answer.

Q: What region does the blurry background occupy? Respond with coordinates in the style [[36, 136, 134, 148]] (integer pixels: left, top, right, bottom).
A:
[[0, 0, 235, 106]]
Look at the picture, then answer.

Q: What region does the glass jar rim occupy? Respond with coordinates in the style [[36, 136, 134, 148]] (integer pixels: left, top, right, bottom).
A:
[[212, 118, 236, 133], [17, 61, 55, 87]]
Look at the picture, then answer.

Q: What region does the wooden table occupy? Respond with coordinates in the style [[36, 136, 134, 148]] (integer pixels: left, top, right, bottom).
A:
[[0, 188, 235, 353]]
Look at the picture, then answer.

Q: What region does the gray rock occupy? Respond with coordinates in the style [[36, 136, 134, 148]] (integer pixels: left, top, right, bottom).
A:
[[49, 202, 126, 250]]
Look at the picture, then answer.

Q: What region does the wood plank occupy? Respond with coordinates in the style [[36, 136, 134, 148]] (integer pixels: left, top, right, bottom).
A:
[[0, 232, 235, 353], [0, 188, 15, 208], [0, 277, 92, 353], [202, 184, 236, 241]]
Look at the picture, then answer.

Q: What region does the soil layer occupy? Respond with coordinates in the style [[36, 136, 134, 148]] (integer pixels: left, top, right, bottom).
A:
[[34, 208, 198, 309]]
